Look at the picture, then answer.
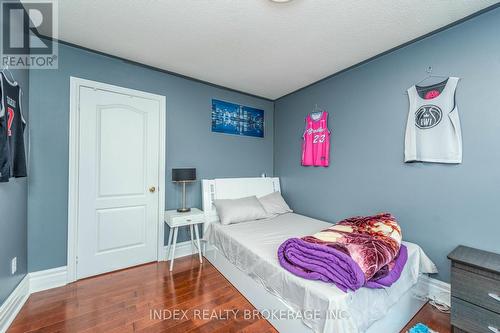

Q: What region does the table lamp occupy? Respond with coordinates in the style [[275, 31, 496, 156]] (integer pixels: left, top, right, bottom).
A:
[[172, 168, 196, 212]]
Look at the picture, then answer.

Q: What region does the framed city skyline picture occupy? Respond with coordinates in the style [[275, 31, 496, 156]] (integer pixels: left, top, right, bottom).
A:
[[211, 99, 264, 138]]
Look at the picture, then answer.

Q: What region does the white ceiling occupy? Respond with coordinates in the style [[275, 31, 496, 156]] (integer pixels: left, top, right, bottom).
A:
[[37, 0, 497, 99]]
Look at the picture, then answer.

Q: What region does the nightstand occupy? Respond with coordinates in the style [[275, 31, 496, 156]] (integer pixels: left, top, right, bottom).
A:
[[164, 208, 205, 271], [448, 246, 500, 333]]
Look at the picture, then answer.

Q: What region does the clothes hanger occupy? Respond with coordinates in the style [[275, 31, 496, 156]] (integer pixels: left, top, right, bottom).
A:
[[1, 64, 16, 83], [404, 67, 450, 95], [312, 104, 323, 114], [310, 104, 327, 121], [415, 66, 448, 86]]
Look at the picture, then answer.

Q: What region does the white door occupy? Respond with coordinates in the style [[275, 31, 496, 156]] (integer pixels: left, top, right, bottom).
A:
[[76, 84, 161, 279]]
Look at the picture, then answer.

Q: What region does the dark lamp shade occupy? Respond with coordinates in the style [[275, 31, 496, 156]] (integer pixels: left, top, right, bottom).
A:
[[172, 168, 196, 181]]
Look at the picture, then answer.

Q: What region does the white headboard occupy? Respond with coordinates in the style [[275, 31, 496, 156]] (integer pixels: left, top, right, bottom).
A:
[[202, 177, 281, 231]]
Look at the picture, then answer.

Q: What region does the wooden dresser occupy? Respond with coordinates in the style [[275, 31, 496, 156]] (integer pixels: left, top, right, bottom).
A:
[[448, 246, 500, 333]]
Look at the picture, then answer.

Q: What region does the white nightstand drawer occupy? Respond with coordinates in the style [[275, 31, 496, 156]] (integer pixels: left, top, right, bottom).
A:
[[171, 214, 204, 226]]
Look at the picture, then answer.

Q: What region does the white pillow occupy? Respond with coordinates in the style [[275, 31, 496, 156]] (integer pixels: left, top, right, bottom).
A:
[[258, 191, 293, 216], [214, 196, 268, 225]]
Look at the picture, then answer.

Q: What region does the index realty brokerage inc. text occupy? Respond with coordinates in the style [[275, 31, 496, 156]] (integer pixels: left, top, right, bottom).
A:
[[150, 308, 350, 321]]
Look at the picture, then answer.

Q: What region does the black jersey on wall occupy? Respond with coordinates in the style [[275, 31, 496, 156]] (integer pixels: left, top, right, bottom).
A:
[[0, 73, 27, 182]]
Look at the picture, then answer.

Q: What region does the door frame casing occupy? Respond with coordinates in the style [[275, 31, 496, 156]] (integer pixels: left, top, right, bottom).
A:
[[67, 77, 166, 283]]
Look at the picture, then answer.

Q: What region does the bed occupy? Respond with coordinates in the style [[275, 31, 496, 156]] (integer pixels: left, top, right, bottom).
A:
[[201, 177, 438, 333]]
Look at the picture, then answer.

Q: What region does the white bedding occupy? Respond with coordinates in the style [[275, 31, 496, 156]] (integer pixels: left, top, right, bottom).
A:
[[204, 213, 437, 333]]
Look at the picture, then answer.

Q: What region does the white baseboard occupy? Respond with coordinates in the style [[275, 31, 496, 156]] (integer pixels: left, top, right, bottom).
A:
[[0, 275, 30, 333], [29, 266, 68, 294], [0, 266, 68, 333], [415, 274, 451, 307], [164, 240, 201, 260]]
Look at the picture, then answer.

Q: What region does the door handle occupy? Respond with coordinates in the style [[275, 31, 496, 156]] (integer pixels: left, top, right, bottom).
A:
[[149, 186, 156, 193]]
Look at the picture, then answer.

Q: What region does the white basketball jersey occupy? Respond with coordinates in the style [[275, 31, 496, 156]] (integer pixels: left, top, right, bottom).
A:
[[405, 77, 462, 163]]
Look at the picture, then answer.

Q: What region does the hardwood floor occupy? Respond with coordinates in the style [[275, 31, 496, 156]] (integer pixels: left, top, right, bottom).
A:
[[400, 303, 451, 333], [8, 256, 277, 333], [8, 255, 450, 333]]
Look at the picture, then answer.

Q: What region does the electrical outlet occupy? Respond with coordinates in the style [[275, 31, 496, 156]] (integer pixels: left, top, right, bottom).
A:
[[11, 257, 17, 275]]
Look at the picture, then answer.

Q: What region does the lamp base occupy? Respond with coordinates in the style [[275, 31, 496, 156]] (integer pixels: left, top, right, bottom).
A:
[[177, 208, 191, 213]]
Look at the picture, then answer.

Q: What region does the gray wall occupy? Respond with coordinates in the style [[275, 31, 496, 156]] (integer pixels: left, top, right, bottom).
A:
[[0, 0, 29, 305], [274, 7, 500, 282], [28, 43, 274, 272]]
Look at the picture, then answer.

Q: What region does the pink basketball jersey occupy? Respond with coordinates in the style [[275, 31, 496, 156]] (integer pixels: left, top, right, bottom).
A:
[[301, 111, 331, 167]]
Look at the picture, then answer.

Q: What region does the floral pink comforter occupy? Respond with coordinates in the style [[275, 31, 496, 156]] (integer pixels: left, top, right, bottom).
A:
[[278, 213, 407, 291]]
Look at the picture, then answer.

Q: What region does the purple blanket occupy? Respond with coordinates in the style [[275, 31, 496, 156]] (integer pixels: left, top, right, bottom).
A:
[[278, 213, 408, 292], [278, 240, 407, 292]]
